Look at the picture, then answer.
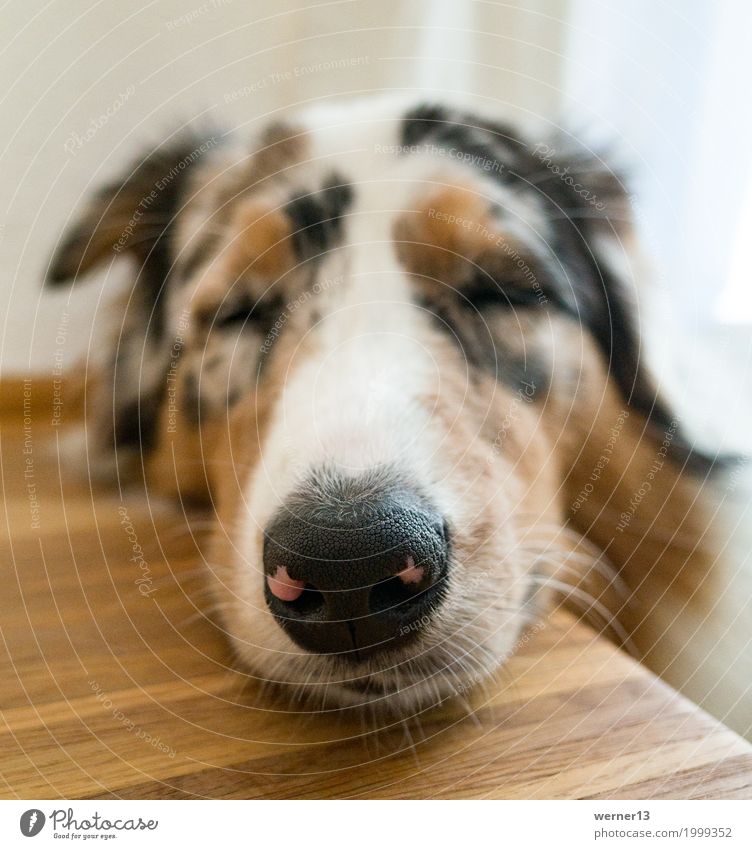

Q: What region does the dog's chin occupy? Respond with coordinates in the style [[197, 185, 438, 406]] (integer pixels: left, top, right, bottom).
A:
[[263, 663, 478, 717], [221, 566, 539, 718], [245, 619, 532, 718]]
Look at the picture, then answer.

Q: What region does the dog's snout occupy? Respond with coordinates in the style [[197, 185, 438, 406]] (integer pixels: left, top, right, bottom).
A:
[[263, 482, 449, 660]]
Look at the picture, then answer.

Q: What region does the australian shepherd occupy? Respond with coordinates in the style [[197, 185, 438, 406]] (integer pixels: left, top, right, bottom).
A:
[[46, 99, 730, 717]]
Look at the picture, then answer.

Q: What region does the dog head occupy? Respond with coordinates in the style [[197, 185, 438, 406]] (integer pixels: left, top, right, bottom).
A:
[[48, 100, 705, 715]]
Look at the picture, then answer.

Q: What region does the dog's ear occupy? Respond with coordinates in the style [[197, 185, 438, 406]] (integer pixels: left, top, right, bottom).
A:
[[530, 137, 726, 473], [46, 134, 216, 286], [527, 139, 649, 409]]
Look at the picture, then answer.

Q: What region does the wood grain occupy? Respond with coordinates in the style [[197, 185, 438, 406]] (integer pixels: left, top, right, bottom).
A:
[[1, 376, 751, 799]]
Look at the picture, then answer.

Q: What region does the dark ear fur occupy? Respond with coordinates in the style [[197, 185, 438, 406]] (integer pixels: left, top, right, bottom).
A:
[[46, 132, 218, 464], [528, 135, 721, 474], [46, 132, 217, 291]]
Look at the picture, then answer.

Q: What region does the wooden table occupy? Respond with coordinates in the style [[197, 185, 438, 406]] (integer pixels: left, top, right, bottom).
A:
[[2, 379, 751, 799]]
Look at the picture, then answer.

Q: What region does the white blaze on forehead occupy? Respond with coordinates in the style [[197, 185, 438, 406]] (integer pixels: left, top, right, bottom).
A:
[[244, 200, 445, 529], [270, 245, 438, 475], [257, 113, 447, 484]]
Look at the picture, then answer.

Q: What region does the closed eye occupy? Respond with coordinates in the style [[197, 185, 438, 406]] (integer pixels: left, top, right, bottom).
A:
[[214, 296, 283, 330], [216, 305, 254, 328], [461, 277, 545, 311]]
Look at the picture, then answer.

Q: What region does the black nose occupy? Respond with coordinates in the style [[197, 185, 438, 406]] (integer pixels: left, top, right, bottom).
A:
[[263, 481, 449, 661]]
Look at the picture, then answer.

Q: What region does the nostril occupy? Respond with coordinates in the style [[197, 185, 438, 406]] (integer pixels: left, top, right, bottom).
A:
[[397, 555, 424, 585], [267, 570, 326, 618], [285, 584, 326, 617], [370, 557, 433, 614], [267, 566, 305, 602]]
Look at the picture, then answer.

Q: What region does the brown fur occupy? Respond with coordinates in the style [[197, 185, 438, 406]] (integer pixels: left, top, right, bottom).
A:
[[394, 183, 532, 289], [252, 122, 308, 183]]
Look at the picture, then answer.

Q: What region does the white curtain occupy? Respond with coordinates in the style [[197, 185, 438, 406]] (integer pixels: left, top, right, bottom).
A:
[[563, 0, 752, 327], [560, 0, 752, 450]]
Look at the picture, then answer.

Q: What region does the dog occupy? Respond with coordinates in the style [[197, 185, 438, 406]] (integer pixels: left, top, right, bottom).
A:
[[46, 98, 728, 717]]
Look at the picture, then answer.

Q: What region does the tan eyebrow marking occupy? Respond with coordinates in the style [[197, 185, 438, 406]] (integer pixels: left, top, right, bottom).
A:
[[190, 198, 297, 323], [394, 184, 525, 286], [201, 124, 309, 282], [225, 199, 297, 280], [177, 124, 309, 282]]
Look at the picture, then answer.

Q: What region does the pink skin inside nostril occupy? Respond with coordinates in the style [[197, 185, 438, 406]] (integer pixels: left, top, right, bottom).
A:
[[398, 556, 424, 586], [268, 566, 305, 602]]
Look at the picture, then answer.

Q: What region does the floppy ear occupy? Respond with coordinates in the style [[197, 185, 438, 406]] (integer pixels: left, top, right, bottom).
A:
[[528, 140, 650, 407], [529, 137, 723, 473], [45, 133, 219, 473], [46, 133, 217, 287]]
